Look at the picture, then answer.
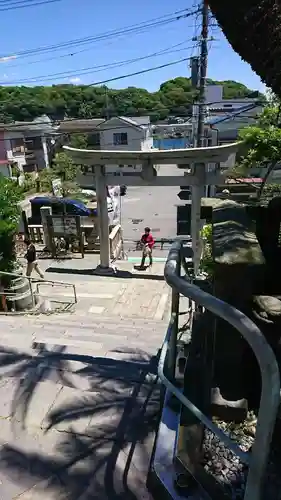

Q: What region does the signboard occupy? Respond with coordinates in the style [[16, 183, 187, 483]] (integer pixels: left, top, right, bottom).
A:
[[108, 185, 120, 225], [47, 215, 84, 258], [50, 215, 79, 237], [52, 178, 63, 197]]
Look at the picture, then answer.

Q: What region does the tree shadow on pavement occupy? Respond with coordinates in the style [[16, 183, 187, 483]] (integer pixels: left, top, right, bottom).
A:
[[0, 342, 162, 499]]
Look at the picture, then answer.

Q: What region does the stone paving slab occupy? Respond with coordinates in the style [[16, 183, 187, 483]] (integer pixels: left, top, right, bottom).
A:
[[0, 341, 159, 499], [0, 255, 173, 497], [29, 257, 171, 320]]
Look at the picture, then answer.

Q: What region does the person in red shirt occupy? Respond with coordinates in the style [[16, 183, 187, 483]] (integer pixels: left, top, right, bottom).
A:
[[140, 227, 154, 268]]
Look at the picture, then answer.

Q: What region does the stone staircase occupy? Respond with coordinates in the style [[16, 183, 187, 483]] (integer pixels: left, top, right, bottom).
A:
[[0, 308, 169, 499], [0, 313, 167, 357]]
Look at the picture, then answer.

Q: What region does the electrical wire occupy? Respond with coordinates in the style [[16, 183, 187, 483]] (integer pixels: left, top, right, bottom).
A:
[[2, 23, 197, 70], [0, 0, 62, 12], [0, 57, 191, 93], [0, 42, 197, 85], [0, 8, 199, 60]]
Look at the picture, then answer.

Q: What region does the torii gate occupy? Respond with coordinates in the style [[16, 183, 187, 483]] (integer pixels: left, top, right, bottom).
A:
[[64, 143, 240, 274]]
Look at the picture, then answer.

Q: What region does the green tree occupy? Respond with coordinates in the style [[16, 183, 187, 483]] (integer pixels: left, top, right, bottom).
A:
[[69, 133, 88, 149], [52, 151, 81, 196], [232, 99, 281, 200], [0, 78, 262, 123], [0, 175, 22, 276]]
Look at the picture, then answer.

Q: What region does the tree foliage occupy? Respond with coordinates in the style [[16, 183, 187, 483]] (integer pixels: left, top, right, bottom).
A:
[[208, 1, 281, 97], [231, 99, 281, 200], [0, 175, 22, 274], [0, 78, 262, 123]]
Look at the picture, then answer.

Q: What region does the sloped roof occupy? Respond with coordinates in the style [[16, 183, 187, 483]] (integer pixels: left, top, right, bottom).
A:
[[208, 1, 281, 96]]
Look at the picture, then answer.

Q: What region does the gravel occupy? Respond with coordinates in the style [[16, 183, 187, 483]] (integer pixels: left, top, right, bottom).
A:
[[202, 413, 281, 499]]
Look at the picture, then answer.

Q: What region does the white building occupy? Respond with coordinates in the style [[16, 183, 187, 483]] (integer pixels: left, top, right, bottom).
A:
[[78, 116, 154, 187], [98, 116, 153, 175], [0, 115, 58, 178]]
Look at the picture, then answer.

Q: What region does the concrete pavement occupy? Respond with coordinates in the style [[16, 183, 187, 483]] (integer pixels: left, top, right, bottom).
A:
[[0, 253, 174, 499], [121, 164, 183, 244]]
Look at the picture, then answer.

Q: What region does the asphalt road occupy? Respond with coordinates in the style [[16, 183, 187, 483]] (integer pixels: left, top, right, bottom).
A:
[[120, 164, 183, 253]]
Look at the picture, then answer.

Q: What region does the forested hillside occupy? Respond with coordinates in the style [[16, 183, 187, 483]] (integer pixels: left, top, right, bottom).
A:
[[0, 77, 263, 123]]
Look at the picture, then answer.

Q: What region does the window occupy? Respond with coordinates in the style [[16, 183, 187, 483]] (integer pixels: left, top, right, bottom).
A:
[[52, 202, 63, 215], [88, 133, 100, 147], [113, 133, 128, 145], [10, 138, 25, 155], [66, 203, 79, 215], [24, 137, 42, 151]]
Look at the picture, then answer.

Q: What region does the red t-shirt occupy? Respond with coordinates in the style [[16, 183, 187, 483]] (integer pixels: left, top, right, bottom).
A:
[[141, 233, 154, 249]]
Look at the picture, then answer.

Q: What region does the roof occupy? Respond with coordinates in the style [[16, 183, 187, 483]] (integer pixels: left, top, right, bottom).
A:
[[128, 116, 150, 126], [98, 116, 149, 130], [206, 103, 260, 126], [0, 115, 57, 133], [30, 196, 86, 208], [208, 1, 281, 96], [58, 118, 105, 132]]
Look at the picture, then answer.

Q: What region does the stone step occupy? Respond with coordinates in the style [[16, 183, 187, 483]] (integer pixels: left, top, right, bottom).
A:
[[1, 312, 168, 329], [0, 314, 167, 359]]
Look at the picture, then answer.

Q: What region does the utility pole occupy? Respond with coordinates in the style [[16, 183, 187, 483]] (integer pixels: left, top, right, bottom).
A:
[[190, 0, 209, 278], [197, 0, 209, 147], [105, 87, 110, 120]]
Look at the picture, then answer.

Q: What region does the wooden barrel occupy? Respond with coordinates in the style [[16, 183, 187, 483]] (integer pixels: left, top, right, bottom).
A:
[[4, 276, 36, 311]]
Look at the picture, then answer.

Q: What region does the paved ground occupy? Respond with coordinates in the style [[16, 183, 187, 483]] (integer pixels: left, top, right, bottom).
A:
[[121, 164, 183, 251], [3, 170, 185, 499], [0, 254, 177, 499]]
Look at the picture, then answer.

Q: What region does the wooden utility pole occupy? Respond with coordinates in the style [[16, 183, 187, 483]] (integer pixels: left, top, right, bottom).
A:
[[196, 0, 209, 147]]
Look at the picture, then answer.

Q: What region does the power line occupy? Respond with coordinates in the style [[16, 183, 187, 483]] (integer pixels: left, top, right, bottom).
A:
[[0, 42, 196, 85], [0, 8, 199, 60], [0, 0, 61, 12], [2, 23, 197, 70]]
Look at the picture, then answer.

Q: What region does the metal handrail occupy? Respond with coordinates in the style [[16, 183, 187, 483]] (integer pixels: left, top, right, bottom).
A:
[[161, 240, 280, 500], [0, 270, 77, 305]]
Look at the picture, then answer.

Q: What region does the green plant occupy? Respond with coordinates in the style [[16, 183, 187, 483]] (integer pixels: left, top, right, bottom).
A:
[[21, 172, 36, 193], [200, 223, 214, 277], [38, 168, 56, 192], [0, 175, 22, 280]]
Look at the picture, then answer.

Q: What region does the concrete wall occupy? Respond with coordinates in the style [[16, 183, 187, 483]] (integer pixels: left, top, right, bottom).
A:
[[97, 117, 153, 175], [99, 117, 146, 151], [4, 131, 49, 172]]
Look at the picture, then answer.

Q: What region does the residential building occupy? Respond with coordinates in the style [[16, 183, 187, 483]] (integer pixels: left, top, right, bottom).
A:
[[78, 116, 154, 187], [0, 115, 58, 177]]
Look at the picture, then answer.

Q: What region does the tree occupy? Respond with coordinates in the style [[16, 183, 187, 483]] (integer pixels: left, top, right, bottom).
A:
[[0, 78, 262, 124], [0, 175, 22, 276], [207, 1, 281, 97], [52, 151, 80, 196], [232, 99, 281, 200]]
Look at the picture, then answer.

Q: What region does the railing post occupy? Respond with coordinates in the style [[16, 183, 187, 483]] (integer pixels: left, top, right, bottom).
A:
[[167, 249, 180, 382]]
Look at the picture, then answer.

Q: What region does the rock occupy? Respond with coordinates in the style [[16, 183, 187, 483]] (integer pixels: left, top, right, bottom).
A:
[[211, 387, 248, 423]]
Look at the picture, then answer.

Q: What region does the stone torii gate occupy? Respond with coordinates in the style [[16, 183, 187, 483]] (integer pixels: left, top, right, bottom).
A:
[[64, 143, 240, 274]]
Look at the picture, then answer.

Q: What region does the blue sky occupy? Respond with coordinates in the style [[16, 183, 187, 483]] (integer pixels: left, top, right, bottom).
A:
[[0, 0, 266, 93]]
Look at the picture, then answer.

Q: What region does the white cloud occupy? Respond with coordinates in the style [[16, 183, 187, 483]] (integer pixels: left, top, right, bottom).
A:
[[0, 55, 17, 63], [69, 77, 82, 84]]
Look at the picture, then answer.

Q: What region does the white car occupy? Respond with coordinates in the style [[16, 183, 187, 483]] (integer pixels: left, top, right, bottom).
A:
[[81, 189, 114, 212]]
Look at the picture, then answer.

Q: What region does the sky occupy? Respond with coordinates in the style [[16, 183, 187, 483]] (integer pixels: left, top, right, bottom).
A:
[[0, 0, 266, 93]]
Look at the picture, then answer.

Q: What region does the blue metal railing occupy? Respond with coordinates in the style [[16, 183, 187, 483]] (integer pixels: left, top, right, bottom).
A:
[[159, 240, 280, 500]]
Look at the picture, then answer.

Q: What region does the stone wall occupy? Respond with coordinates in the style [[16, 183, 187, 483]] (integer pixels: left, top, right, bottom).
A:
[[211, 200, 267, 412]]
